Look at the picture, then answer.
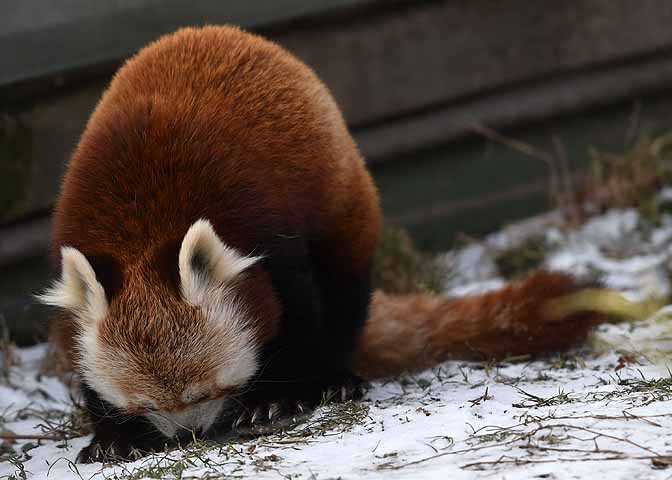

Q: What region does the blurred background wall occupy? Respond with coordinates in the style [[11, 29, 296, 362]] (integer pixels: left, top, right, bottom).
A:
[[2, 0, 672, 341]]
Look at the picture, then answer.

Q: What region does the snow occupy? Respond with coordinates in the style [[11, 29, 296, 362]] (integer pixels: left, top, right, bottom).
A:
[[544, 209, 672, 301], [4, 208, 672, 479]]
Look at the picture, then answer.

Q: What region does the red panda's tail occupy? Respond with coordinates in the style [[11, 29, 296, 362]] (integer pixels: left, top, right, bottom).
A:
[[355, 271, 606, 380]]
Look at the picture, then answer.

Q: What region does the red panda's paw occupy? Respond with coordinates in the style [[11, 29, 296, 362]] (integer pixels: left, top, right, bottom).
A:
[[75, 421, 165, 463], [232, 374, 364, 435], [76, 442, 105, 464], [76, 437, 152, 464], [231, 399, 312, 435]]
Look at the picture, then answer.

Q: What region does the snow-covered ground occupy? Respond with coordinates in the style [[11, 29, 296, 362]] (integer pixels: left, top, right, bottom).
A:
[[3, 207, 672, 479]]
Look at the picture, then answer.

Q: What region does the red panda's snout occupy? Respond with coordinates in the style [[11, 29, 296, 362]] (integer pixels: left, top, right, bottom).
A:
[[39, 219, 277, 438]]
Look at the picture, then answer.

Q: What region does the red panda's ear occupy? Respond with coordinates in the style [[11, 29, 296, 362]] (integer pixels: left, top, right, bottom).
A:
[[178, 219, 261, 304], [37, 247, 108, 322]]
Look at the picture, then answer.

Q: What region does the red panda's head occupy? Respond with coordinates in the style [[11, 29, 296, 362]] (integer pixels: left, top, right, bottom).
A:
[[40, 219, 271, 438]]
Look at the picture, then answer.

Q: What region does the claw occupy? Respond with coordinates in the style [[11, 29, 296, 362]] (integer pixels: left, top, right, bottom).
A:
[[268, 403, 280, 422], [234, 411, 248, 429], [250, 406, 263, 425], [296, 401, 305, 414], [340, 386, 349, 402]]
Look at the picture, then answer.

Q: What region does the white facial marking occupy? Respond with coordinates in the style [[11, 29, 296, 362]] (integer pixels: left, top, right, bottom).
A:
[[146, 398, 226, 438], [215, 338, 258, 389], [78, 337, 132, 409]]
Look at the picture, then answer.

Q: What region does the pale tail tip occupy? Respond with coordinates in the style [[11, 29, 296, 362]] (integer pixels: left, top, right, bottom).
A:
[[543, 288, 667, 323]]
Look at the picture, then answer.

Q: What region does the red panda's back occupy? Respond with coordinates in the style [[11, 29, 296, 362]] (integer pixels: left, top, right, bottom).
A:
[[54, 26, 371, 261]]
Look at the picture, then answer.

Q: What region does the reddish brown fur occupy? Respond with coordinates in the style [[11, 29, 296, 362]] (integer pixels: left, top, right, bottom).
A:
[[356, 271, 604, 380], [51, 26, 381, 380]]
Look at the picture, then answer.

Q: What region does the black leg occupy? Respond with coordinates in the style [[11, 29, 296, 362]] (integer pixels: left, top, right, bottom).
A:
[[311, 260, 373, 370], [234, 236, 371, 430], [260, 234, 373, 369], [77, 384, 168, 463]]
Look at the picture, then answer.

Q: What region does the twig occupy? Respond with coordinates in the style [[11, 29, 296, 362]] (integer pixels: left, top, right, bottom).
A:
[[0, 433, 64, 441], [526, 445, 623, 456], [546, 424, 661, 456], [462, 455, 659, 470], [470, 124, 554, 165]]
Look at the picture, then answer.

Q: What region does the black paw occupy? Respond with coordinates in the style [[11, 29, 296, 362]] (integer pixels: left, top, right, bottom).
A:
[[76, 442, 104, 464], [76, 438, 157, 464], [233, 374, 364, 436], [232, 399, 311, 435]]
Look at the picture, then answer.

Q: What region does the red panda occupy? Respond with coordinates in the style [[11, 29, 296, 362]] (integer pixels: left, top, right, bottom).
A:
[[39, 26, 602, 463]]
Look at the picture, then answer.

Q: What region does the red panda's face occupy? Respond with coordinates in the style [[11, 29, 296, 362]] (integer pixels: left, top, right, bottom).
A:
[[85, 287, 259, 438], [41, 219, 264, 438]]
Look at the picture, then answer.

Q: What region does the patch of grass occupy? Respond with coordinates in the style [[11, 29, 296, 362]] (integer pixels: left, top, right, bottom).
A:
[[373, 225, 447, 294], [36, 404, 89, 442], [289, 401, 370, 439], [0, 401, 90, 463], [102, 439, 235, 480], [494, 235, 549, 280], [512, 387, 577, 409], [590, 373, 672, 406], [8, 400, 89, 442], [474, 124, 672, 227], [582, 133, 672, 224]]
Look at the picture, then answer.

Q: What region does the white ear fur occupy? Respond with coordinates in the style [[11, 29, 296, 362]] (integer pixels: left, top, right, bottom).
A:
[[178, 219, 261, 303], [37, 246, 108, 322]]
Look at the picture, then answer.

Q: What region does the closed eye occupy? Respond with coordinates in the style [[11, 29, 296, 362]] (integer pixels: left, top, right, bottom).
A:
[[186, 387, 238, 406], [188, 394, 209, 404]]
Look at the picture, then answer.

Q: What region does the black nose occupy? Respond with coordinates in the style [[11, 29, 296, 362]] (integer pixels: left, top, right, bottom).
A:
[[176, 428, 203, 443]]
